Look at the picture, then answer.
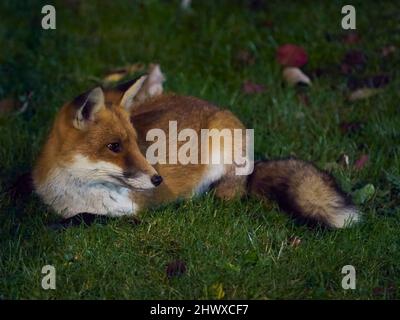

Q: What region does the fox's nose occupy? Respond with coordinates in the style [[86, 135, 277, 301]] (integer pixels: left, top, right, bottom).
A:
[[151, 175, 163, 187]]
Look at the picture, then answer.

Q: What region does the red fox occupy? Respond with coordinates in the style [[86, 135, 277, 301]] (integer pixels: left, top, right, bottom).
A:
[[33, 65, 359, 228]]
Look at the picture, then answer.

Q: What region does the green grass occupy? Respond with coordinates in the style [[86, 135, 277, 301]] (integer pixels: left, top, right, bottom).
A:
[[1, 0, 400, 299]]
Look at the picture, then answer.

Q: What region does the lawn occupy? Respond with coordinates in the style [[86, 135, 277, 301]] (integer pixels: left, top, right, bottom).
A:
[[0, 0, 399, 299]]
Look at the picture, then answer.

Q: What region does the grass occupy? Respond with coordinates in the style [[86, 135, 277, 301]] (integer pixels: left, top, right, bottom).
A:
[[1, 0, 400, 299]]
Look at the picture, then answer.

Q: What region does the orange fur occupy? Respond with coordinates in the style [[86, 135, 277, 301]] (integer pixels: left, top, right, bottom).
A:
[[33, 76, 359, 228]]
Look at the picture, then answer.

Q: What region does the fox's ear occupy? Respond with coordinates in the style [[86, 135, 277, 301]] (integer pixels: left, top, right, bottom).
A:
[[133, 64, 165, 104], [116, 64, 165, 111], [72, 87, 105, 130], [117, 75, 148, 111]]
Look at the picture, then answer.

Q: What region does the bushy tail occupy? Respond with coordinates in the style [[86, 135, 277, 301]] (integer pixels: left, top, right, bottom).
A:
[[247, 159, 360, 228]]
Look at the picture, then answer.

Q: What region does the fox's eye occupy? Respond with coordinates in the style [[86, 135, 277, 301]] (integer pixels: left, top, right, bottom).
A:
[[107, 142, 121, 153]]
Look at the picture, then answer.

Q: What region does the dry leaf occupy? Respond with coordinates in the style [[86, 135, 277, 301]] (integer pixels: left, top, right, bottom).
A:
[[348, 88, 381, 101], [283, 67, 312, 86], [209, 283, 225, 300], [276, 44, 308, 67]]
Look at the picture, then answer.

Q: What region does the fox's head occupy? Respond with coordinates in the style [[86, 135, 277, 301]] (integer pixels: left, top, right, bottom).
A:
[[34, 75, 163, 196]]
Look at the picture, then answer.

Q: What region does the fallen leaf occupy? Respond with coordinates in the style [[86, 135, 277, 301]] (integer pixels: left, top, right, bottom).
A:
[[166, 259, 187, 279], [348, 88, 381, 101], [283, 67, 312, 86], [276, 44, 308, 67], [242, 80, 267, 94], [352, 183, 375, 204], [354, 154, 369, 170], [209, 283, 225, 300]]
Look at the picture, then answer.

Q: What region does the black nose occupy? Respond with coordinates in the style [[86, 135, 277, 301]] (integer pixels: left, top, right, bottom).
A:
[[151, 175, 163, 187]]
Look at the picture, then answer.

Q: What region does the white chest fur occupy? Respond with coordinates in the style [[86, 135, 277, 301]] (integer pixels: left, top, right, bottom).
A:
[[35, 155, 137, 218]]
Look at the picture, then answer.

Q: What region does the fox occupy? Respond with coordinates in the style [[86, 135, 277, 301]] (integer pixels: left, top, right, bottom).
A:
[[33, 65, 360, 228]]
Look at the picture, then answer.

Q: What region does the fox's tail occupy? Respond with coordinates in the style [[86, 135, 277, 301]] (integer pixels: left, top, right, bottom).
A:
[[247, 159, 360, 228]]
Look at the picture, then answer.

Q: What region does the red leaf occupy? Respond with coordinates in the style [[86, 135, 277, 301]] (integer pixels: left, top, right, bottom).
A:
[[354, 154, 369, 170], [276, 44, 308, 67], [242, 80, 267, 94]]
